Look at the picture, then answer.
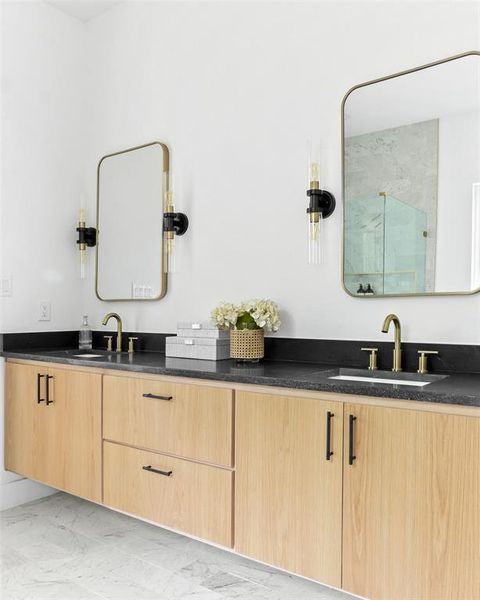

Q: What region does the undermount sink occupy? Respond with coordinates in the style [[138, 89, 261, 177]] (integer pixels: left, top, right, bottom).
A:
[[45, 349, 110, 359], [329, 368, 448, 387]]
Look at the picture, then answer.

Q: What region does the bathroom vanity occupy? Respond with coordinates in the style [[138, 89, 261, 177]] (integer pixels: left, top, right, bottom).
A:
[[4, 351, 480, 600]]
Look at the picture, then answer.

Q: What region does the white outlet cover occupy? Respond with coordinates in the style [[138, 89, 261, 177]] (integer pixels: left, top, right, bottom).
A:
[[39, 301, 52, 321], [0, 275, 12, 297]]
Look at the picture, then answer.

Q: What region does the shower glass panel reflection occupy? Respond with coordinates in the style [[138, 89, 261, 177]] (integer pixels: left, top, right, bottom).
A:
[[344, 194, 427, 295]]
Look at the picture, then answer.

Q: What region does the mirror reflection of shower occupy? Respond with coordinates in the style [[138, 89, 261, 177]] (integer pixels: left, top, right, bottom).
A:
[[344, 192, 428, 295], [342, 52, 480, 296]]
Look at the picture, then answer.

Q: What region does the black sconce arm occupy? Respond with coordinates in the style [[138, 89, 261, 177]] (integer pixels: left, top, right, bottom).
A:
[[306, 189, 336, 219], [76, 226, 97, 247], [163, 212, 189, 236]]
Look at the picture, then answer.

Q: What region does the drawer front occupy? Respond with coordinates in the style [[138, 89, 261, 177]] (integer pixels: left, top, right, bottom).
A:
[[103, 375, 233, 466], [103, 441, 233, 547]]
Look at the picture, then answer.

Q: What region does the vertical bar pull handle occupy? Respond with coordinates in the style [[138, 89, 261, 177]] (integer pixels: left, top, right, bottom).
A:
[[348, 414, 357, 465], [326, 411, 334, 460], [46, 375, 54, 405], [37, 374, 45, 404]]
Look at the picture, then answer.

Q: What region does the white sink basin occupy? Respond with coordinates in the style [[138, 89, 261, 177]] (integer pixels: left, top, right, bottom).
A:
[[330, 374, 431, 387], [328, 368, 447, 387]]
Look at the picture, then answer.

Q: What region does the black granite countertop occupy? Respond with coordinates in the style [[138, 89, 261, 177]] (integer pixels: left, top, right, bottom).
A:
[[3, 347, 480, 408]]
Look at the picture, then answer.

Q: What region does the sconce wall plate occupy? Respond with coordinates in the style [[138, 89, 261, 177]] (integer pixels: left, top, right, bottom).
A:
[[306, 189, 336, 219], [76, 226, 97, 248], [163, 212, 189, 236]]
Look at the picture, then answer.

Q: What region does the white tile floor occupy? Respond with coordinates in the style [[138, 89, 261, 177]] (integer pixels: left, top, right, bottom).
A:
[[0, 493, 356, 600]]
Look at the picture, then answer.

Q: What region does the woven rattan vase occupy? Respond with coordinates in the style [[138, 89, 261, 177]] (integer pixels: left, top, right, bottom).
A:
[[230, 328, 264, 362]]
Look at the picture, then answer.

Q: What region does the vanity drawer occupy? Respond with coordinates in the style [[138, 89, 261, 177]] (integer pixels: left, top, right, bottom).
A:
[[103, 375, 233, 466], [103, 441, 233, 547]]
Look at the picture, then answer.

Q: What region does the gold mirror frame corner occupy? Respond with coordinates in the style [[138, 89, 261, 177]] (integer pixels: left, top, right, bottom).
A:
[[95, 140, 170, 302], [341, 50, 480, 299]]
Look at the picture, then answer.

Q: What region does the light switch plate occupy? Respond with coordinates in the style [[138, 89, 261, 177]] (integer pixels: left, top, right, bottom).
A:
[[39, 301, 51, 321]]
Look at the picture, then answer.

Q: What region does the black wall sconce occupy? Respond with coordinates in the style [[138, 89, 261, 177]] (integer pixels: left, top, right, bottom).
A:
[[306, 155, 336, 264], [163, 187, 189, 273], [76, 209, 97, 279]]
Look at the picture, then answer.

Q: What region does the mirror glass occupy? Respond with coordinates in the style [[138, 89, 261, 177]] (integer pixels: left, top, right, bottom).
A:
[[96, 142, 168, 301], [343, 53, 480, 296]]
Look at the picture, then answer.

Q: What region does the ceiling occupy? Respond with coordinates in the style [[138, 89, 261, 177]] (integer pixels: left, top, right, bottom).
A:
[[46, 1, 121, 22]]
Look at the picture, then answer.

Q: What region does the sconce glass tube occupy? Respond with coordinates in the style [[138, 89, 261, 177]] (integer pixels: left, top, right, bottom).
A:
[[164, 188, 176, 274], [163, 175, 189, 274], [308, 210, 323, 264], [78, 208, 86, 279], [307, 150, 323, 265], [306, 143, 335, 265]]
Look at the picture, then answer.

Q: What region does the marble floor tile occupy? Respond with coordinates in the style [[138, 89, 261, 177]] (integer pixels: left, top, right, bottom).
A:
[[0, 493, 356, 600]]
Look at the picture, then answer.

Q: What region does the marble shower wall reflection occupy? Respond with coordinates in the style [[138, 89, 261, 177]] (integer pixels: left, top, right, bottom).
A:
[[344, 119, 438, 294]]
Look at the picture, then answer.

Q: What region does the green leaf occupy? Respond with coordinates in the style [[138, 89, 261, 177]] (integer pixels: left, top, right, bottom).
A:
[[235, 312, 259, 330]]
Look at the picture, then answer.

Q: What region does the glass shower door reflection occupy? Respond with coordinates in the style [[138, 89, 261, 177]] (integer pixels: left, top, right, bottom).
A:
[[344, 194, 386, 294], [344, 193, 428, 295], [384, 196, 427, 294]]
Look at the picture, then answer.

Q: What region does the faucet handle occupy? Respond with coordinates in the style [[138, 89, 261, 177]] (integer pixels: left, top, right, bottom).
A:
[[128, 337, 139, 354], [361, 347, 378, 371], [417, 350, 439, 374], [103, 335, 113, 352]]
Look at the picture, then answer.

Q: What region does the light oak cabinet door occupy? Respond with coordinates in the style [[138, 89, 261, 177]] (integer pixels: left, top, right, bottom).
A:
[[5, 362, 102, 502], [343, 403, 480, 600], [235, 391, 343, 587], [5, 363, 46, 481], [103, 441, 233, 547]]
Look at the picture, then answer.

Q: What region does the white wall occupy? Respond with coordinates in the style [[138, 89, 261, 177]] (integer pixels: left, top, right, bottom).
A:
[[1, 0, 86, 333], [0, 1, 85, 507], [82, 0, 480, 345]]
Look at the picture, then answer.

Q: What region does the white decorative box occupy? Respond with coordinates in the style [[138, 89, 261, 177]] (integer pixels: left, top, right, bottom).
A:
[[177, 321, 230, 340], [165, 336, 230, 360]]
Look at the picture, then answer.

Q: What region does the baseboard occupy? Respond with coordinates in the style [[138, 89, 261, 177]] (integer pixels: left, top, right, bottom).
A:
[[0, 477, 57, 511]]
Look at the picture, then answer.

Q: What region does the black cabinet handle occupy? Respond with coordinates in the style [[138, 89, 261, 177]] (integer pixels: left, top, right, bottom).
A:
[[142, 465, 173, 477], [46, 375, 54, 405], [348, 414, 357, 465], [326, 411, 334, 460], [37, 374, 45, 404], [142, 393, 173, 401]]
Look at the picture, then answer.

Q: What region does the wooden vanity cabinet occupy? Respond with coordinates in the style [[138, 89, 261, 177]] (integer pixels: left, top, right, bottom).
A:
[[5, 362, 102, 502], [102, 373, 234, 546], [5, 359, 480, 600], [342, 403, 480, 600], [235, 391, 343, 587]]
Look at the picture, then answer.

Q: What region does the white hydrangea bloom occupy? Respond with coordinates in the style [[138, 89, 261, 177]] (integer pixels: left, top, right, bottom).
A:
[[211, 299, 281, 332]]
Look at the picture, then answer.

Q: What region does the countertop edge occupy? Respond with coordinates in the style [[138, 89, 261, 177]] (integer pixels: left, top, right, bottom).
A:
[[3, 350, 480, 409]]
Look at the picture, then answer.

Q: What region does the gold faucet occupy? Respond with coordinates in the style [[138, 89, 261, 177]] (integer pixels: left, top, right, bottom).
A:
[[381, 313, 402, 372], [102, 312, 123, 352]]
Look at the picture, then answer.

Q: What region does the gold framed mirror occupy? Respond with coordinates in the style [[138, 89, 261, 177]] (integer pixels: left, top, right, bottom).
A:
[[95, 141, 169, 301], [342, 51, 480, 298]]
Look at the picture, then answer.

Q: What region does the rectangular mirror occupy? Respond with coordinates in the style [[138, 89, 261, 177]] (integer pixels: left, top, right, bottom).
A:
[[96, 141, 169, 301], [342, 52, 480, 297]]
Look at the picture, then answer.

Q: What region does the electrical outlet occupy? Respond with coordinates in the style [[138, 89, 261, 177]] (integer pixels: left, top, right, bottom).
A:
[[0, 275, 12, 297], [39, 301, 51, 321]]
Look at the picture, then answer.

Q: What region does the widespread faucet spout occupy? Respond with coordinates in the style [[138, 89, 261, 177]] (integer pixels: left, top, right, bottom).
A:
[[102, 312, 123, 353], [381, 313, 402, 372]]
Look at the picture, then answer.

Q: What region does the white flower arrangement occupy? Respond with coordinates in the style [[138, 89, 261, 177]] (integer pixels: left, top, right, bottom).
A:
[[211, 299, 281, 332]]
